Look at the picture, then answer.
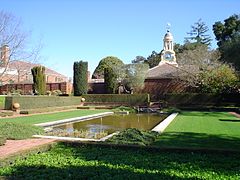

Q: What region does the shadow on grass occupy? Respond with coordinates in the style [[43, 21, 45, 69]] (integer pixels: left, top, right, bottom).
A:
[[219, 119, 240, 122], [1, 142, 240, 179], [154, 132, 240, 151], [178, 111, 229, 118]]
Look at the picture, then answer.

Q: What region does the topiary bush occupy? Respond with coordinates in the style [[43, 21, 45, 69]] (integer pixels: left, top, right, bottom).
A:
[[106, 128, 159, 146]]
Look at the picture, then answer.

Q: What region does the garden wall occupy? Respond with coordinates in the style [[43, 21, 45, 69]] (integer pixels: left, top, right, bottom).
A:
[[4, 96, 82, 110]]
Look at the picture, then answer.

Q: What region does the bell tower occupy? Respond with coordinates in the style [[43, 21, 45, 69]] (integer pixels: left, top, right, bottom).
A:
[[159, 23, 177, 66]]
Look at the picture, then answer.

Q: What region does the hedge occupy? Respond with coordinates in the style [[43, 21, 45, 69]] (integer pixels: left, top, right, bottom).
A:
[[163, 93, 240, 107], [0, 136, 6, 146], [4, 96, 82, 110], [82, 94, 150, 106]]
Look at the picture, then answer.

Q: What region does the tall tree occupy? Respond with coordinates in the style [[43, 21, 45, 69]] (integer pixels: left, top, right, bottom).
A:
[[31, 66, 46, 95], [92, 56, 124, 79], [213, 14, 240, 70], [122, 63, 149, 93], [132, 56, 146, 64], [104, 67, 117, 94], [0, 11, 41, 80], [185, 19, 212, 46], [146, 51, 161, 68], [73, 61, 88, 96], [213, 14, 240, 47]]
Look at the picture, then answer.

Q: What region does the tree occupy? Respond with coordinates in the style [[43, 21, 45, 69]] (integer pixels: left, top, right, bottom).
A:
[[213, 14, 240, 47], [175, 44, 222, 87], [104, 67, 117, 94], [31, 66, 46, 95], [198, 64, 238, 94], [132, 56, 146, 64], [185, 19, 212, 46], [0, 11, 41, 80], [146, 51, 161, 68], [213, 14, 240, 70], [220, 34, 240, 70], [122, 63, 149, 93], [92, 56, 124, 79], [73, 61, 88, 96]]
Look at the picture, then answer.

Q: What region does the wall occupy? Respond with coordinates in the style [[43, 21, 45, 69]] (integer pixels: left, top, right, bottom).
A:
[[0, 82, 72, 95]]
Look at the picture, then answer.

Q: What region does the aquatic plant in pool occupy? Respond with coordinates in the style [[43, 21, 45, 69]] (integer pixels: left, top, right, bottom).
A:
[[46, 113, 167, 139]]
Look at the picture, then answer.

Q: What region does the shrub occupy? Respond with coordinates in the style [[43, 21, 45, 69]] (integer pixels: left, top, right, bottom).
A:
[[106, 128, 159, 146], [82, 94, 149, 106], [164, 93, 240, 107], [51, 90, 62, 96], [0, 122, 44, 140]]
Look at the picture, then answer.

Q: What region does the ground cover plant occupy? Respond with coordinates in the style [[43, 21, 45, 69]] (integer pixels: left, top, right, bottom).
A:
[[0, 143, 239, 179], [106, 128, 159, 146], [154, 111, 240, 151], [0, 109, 109, 125], [46, 129, 108, 139], [0, 122, 44, 140]]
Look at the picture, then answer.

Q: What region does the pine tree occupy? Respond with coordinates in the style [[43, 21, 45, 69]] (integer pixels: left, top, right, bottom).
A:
[[73, 61, 88, 96], [31, 66, 46, 95]]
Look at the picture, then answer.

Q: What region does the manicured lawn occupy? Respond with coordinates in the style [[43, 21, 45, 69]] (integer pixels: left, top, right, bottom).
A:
[[0, 109, 110, 125], [154, 111, 240, 150], [0, 143, 239, 179]]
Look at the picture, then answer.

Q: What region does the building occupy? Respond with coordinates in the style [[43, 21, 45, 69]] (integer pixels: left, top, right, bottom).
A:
[[144, 28, 188, 99], [0, 45, 72, 94]]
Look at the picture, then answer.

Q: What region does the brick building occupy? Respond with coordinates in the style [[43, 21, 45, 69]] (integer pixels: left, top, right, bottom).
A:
[[0, 45, 72, 94]]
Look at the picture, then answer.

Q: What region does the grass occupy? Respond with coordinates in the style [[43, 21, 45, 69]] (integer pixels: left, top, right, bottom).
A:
[[0, 122, 44, 140], [154, 111, 240, 150], [0, 109, 110, 125], [0, 143, 239, 179]]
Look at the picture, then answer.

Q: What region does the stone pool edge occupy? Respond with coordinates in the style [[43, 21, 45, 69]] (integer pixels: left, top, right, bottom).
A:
[[151, 112, 178, 133], [34, 111, 114, 127]]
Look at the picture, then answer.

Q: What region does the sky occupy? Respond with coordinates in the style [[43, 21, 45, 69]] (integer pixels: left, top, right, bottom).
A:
[[1, 0, 240, 78]]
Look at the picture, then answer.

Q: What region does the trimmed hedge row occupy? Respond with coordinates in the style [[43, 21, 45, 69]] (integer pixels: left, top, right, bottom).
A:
[[82, 94, 150, 106], [163, 93, 240, 107], [0, 136, 6, 146], [4, 96, 82, 110]]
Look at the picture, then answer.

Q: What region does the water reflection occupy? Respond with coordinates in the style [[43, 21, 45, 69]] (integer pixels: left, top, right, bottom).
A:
[[52, 113, 167, 135]]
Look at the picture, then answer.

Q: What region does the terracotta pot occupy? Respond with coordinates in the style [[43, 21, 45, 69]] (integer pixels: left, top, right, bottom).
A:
[[12, 103, 20, 110]]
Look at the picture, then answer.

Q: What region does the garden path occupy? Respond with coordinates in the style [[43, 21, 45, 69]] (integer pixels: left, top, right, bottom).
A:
[[0, 138, 56, 159]]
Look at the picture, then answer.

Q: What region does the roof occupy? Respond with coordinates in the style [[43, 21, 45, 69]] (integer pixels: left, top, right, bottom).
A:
[[8, 60, 67, 78], [146, 63, 198, 79]]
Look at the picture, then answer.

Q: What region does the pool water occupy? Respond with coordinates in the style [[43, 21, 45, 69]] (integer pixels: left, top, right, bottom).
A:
[[50, 113, 167, 138]]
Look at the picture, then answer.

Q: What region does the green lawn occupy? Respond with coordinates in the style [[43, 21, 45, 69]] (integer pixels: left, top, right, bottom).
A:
[[0, 109, 110, 125], [154, 111, 240, 150], [0, 143, 239, 179]]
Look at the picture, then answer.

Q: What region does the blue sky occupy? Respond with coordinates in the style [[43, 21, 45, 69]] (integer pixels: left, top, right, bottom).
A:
[[1, 0, 240, 78]]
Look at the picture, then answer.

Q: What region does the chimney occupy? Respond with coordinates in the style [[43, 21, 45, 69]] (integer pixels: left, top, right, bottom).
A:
[[1, 45, 10, 66]]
